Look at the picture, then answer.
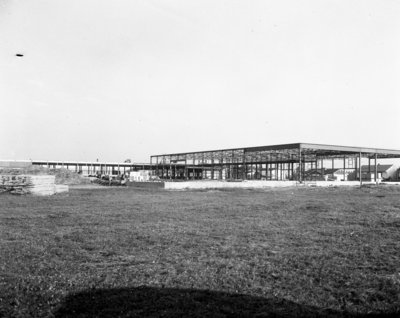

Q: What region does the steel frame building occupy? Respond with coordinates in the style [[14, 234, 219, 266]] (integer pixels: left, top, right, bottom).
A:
[[150, 143, 400, 182]]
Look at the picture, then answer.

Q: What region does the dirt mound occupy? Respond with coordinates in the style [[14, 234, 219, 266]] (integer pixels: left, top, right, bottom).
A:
[[0, 166, 91, 185]]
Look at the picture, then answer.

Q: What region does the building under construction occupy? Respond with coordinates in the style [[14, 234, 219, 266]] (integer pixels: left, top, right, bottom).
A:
[[150, 143, 400, 182]]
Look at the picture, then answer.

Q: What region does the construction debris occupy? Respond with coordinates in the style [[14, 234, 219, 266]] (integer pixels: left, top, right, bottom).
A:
[[91, 175, 127, 186]]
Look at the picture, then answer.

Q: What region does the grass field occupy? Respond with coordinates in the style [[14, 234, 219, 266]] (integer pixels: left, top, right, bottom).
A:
[[1, 185, 400, 317]]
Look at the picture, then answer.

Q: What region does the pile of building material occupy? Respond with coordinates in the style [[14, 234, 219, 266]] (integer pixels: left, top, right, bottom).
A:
[[28, 175, 57, 195], [0, 175, 68, 195], [129, 170, 161, 182], [130, 170, 152, 182], [0, 161, 91, 185]]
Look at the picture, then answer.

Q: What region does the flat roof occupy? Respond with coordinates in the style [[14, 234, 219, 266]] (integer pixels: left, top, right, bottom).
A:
[[31, 160, 150, 167], [152, 142, 400, 158]]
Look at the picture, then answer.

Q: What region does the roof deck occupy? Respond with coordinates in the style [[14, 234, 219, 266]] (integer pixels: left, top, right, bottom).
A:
[[150, 143, 400, 182]]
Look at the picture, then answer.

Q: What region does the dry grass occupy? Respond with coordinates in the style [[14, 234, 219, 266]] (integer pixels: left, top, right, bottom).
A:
[[0, 185, 399, 317]]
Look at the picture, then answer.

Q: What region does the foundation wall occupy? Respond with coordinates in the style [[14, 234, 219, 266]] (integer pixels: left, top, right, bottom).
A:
[[165, 180, 297, 190], [164, 180, 387, 190]]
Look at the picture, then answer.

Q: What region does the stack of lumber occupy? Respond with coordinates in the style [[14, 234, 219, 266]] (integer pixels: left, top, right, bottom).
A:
[[0, 175, 58, 195], [0, 175, 29, 194], [28, 175, 56, 195], [0, 166, 90, 185]]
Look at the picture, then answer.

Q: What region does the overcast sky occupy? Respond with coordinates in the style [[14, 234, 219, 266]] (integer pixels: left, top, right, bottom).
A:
[[1, 0, 399, 162]]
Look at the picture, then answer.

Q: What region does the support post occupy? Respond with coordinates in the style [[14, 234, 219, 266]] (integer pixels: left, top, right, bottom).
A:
[[368, 158, 371, 174], [320, 159, 323, 176], [192, 155, 196, 180], [355, 155, 358, 181], [204, 156, 207, 180], [185, 155, 188, 180], [343, 156, 346, 181], [375, 153, 378, 185], [359, 152, 362, 187], [298, 147, 302, 183], [149, 158, 152, 178], [220, 155, 223, 180], [242, 152, 246, 180]]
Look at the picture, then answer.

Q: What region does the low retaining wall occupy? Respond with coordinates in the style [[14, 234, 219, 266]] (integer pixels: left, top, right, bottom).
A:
[[314, 181, 371, 187], [165, 180, 297, 190], [164, 180, 382, 190]]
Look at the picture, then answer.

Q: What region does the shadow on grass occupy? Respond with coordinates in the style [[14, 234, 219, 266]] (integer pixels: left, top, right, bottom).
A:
[[54, 286, 399, 318]]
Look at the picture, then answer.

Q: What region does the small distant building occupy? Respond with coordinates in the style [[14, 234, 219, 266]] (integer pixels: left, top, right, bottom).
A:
[[129, 170, 152, 182], [322, 168, 355, 181], [360, 164, 399, 181]]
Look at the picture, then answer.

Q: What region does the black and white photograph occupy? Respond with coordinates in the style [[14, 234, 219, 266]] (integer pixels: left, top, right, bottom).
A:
[[1, 0, 399, 317]]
